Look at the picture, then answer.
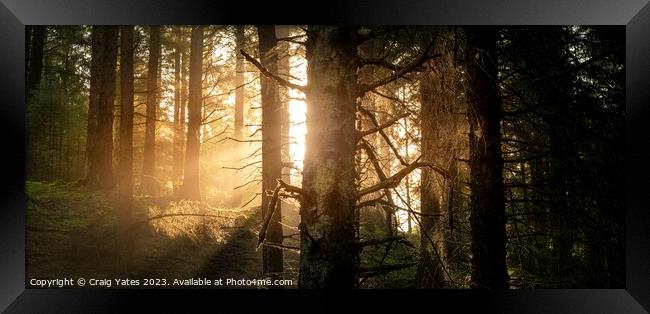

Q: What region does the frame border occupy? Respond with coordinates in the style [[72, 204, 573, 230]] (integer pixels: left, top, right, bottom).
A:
[[1, 0, 648, 312]]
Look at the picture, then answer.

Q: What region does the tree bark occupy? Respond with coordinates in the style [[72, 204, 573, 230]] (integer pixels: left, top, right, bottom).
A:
[[85, 26, 118, 190], [26, 26, 46, 96], [415, 61, 445, 289], [465, 26, 509, 289], [231, 25, 245, 205], [258, 25, 284, 278], [118, 26, 135, 232], [172, 26, 184, 191], [299, 26, 359, 288], [415, 27, 457, 288], [180, 28, 188, 187], [181, 26, 204, 200], [142, 26, 161, 196]]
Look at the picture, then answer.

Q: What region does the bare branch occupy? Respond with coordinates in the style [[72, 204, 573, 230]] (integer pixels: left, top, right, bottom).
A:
[[257, 183, 281, 249], [234, 179, 262, 190], [357, 197, 440, 218], [257, 179, 303, 249], [357, 40, 439, 96], [358, 105, 408, 166], [358, 236, 415, 249], [361, 57, 427, 72], [201, 125, 229, 143], [222, 160, 262, 171], [357, 112, 410, 139], [240, 193, 260, 209], [240, 49, 307, 92], [359, 157, 449, 197], [218, 136, 262, 143]]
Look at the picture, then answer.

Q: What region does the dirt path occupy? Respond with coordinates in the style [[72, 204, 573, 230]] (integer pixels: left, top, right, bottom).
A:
[[193, 214, 262, 287], [194, 202, 300, 288]]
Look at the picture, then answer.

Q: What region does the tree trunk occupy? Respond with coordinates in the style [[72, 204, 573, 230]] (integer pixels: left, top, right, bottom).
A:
[[180, 29, 188, 187], [85, 26, 118, 190], [181, 26, 204, 200], [172, 26, 184, 191], [231, 25, 245, 205], [299, 26, 359, 288], [416, 27, 457, 288], [415, 67, 446, 288], [118, 26, 135, 233], [27, 26, 46, 97], [465, 26, 509, 289], [445, 147, 461, 265], [258, 25, 284, 278], [142, 26, 161, 196]]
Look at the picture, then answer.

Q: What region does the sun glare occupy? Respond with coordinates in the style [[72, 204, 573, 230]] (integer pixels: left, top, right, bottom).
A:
[[287, 44, 308, 184]]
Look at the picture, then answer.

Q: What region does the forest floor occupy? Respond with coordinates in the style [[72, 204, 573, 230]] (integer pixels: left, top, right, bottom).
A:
[[26, 180, 300, 289], [26, 180, 417, 289]]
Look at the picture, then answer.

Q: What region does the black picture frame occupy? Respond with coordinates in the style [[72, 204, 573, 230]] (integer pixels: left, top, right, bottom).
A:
[[1, 0, 648, 312]]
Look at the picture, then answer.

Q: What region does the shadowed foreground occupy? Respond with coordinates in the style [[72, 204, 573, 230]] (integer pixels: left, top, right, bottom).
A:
[[26, 181, 299, 289]]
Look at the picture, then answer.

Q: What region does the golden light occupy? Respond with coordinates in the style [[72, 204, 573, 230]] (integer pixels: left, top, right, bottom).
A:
[[286, 41, 308, 185]]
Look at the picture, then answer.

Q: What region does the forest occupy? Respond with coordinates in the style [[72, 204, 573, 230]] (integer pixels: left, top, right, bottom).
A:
[[25, 25, 624, 289]]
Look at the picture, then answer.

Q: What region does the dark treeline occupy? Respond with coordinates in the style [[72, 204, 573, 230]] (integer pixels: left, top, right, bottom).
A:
[[26, 25, 624, 288]]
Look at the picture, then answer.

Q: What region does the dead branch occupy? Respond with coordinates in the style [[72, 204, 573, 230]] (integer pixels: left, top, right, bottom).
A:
[[257, 183, 282, 249], [201, 125, 229, 143], [278, 191, 301, 201], [358, 236, 414, 249], [357, 112, 410, 139], [357, 198, 440, 218], [249, 127, 262, 137], [358, 139, 400, 231], [234, 179, 262, 190], [357, 40, 439, 96], [257, 179, 303, 250], [358, 105, 408, 166], [218, 136, 262, 143], [240, 49, 307, 92], [240, 193, 260, 209], [222, 160, 262, 171], [360, 57, 427, 72], [359, 157, 449, 197], [277, 179, 303, 195]]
